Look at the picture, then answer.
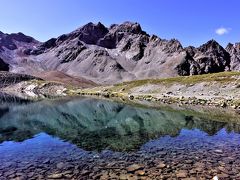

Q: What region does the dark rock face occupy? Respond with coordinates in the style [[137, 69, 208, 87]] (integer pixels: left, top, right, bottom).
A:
[[28, 38, 57, 55], [0, 22, 239, 84], [0, 31, 40, 66], [0, 71, 38, 88], [77, 22, 109, 45], [226, 43, 240, 71], [0, 32, 37, 50], [196, 40, 231, 73], [181, 40, 231, 76], [0, 58, 9, 71]]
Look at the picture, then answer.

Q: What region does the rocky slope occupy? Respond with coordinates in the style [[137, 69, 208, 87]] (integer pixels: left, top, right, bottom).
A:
[[77, 71, 240, 111], [0, 22, 240, 85], [0, 31, 39, 66], [0, 71, 38, 88], [0, 32, 96, 87], [226, 42, 240, 71]]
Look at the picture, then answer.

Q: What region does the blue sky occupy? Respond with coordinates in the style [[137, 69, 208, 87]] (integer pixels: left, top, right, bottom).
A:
[[0, 0, 239, 47]]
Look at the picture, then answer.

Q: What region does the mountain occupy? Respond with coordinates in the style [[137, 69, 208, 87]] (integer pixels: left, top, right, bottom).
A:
[[0, 22, 239, 85], [226, 43, 240, 71], [0, 31, 96, 87], [0, 31, 39, 64]]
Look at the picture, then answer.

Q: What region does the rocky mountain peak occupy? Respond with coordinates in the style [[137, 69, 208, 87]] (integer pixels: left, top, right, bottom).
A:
[[109, 21, 147, 35], [231, 43, 240, 51], [78, 22, 108, 34], [198, 39, 224, 53], [226, 43, 235, 53], [0, 21, 240, 85], [226, 43, 240, 52], [166, 39, 183, 52], [235, 43, 240, 50], [0, 32, 38, 51], [74, 22, 109, 45], [31, 21, 149, 54], [185, 46, 196, 57], [226, 42, 240, 70], [226, 43, 234, 48]]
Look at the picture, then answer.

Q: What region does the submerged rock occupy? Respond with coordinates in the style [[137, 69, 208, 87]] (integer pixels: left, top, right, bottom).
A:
[[127, 164, 144, 172]]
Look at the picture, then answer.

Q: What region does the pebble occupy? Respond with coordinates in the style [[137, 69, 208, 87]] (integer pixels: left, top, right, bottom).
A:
[[157, 163, 166, 169], [135, 170, 145, 176], [127, 164, 143, 172], [47, 173, 63, 179], [176, 170, 188, 178], [214, 149, 223, 154], [119, 174, 128, 180], [56, 162, 65, 169]]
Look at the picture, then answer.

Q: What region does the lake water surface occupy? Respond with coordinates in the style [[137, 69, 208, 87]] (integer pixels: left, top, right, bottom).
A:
[[0, 96, 240, 179]]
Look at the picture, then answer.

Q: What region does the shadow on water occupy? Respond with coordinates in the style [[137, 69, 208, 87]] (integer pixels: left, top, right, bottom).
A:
[[0, 94, 240, 152]]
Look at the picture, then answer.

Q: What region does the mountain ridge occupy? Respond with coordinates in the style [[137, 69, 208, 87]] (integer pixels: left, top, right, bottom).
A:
[[0, 21, 239, 85]]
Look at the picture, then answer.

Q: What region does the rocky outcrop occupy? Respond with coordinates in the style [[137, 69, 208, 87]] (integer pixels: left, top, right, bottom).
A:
[[0, 22, 239, 85], [0, 71, 38, 88], [179, 40, 231, 76], [0, 31, 40, 66], [226, 43, 240, 71], [0, 32, 37, 50]]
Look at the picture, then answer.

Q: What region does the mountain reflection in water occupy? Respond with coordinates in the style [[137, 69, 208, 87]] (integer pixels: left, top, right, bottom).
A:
[[0, 95, 240, 151]]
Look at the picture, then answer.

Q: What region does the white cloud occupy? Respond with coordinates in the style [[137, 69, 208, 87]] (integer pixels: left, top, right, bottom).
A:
[[215, 27, 231, 35]]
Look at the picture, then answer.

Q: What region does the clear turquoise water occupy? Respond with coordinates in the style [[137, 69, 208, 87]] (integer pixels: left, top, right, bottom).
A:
[[0, 96, 240, 179]]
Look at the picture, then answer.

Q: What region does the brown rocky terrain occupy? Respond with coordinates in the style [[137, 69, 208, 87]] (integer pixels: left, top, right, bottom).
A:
[[0, 22, 239, 86]]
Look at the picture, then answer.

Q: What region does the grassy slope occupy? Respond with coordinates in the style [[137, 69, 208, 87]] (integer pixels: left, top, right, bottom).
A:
[[77, 71, 240, 93], [112, 71, 240, 91]]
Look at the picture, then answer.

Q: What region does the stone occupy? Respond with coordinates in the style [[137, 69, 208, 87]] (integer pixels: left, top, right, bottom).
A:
[[157, 163, 166, 169], [135, 170, 145, 176], [63, 170, 73, 175], [47, 173, 63, 179], [220, 102, 227, 108], [43, 158, 50, 164], [27, 172, 35, 178], [120, 88, 125, 92], [109, 173, 118, 179], [100, 172, 109, 180], [119, 174, 128, 180], [129, 95, 134, 100], [176, 170, 188, 178], [80, 170, 90, 176], [56, 162, 65, 169], [64, 174, 73, 178], [214, 149, 223, 154], [218, 173, 229, 178], [127, 164, 143, 172]]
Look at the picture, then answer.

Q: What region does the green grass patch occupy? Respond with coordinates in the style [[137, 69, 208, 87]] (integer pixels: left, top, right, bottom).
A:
[[112, 71, 240, 91]]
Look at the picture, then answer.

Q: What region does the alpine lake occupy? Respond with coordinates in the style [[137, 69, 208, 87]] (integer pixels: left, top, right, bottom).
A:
[[0, 94, 240, 179]]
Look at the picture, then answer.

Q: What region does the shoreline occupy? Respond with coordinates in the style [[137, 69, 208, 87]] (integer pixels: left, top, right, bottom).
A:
[[0, 71, 239, 115], [76, 91, 240, 112]]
